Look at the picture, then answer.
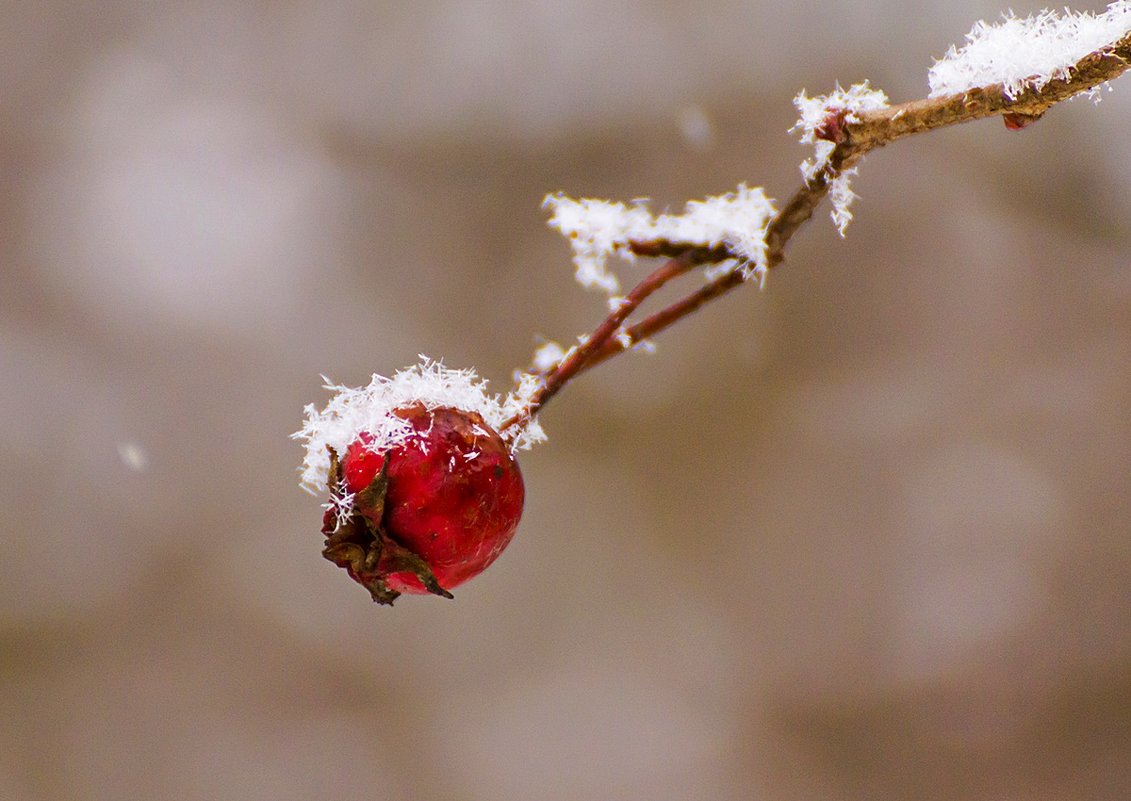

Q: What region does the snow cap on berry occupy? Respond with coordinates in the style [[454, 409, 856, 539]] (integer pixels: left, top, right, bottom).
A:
[[295, 357, 545, 493]]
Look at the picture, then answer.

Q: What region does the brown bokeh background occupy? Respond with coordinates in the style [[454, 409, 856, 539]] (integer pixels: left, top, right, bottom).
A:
[[3, 2, 1130, 799]]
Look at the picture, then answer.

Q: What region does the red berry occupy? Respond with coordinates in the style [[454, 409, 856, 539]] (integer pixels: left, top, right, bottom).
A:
[[328, 404, 524, 601]]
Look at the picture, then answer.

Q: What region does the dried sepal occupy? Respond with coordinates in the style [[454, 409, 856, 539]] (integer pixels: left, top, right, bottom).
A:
[[320, 447, 452, 605]]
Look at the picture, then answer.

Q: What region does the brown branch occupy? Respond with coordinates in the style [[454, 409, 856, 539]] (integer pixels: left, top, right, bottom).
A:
[[511, 28, 1131, 428], [849, 33, 1131, 148]]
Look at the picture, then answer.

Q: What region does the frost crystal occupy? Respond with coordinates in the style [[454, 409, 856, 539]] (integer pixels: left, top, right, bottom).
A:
[[544, 183, 777, 293], [500, 371, 546, 450], [929, 2, 1131, 99], [322, 481, 356, 529], [531, 340, 567, 372], [792, 82, 889, 236], [295, 358, 545, 492]]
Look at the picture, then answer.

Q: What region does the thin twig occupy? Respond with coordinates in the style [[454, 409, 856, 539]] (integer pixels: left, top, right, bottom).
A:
[[501, 250, 699, 432]]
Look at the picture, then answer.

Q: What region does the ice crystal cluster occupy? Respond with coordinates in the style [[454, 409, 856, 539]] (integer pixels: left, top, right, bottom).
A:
[[295, 359, 545, 492], [544, 184, 777, 293], [929, 1, 1131, 98], [792, 82, 890, 236]]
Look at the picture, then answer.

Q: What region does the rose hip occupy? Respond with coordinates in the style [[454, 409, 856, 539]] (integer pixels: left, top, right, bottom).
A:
[[324, 404, 524, 603]]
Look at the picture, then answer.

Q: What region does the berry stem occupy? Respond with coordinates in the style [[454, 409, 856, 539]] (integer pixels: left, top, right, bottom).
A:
[[501, 249, 698, 433]]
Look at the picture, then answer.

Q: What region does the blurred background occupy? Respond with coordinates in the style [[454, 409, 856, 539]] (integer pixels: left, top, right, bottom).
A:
[[3, 1, 1130, 799]]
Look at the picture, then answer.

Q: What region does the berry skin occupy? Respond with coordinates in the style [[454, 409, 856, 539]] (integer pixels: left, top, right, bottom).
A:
[[322, 404, 524, 603]]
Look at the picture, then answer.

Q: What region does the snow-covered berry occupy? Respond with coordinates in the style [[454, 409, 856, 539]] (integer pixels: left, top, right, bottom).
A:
[[331, 404, 524, 600], [295, 359, 542, 604]]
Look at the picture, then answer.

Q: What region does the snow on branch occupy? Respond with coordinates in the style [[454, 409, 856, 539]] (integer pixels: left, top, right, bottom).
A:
[[543, 3, 1131, 299], [930, 1, 1131, 99], [792, 82, 890, 235], [520, 3, 1131, 432], [544, 184, 777, 293]]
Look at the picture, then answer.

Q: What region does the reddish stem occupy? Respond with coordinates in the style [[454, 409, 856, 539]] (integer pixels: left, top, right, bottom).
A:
[[500, 250, 698, 432]]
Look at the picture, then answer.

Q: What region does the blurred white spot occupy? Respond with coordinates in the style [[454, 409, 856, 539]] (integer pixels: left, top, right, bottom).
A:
[[117, 442, 149, 472], [677, 105, 715, 151], [531, 340, 566, 372]]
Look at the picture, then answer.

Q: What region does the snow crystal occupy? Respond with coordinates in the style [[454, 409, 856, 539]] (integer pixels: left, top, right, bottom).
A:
[[929, 2, 1131, 98], [531, 340, 567, 372], [500, 370, 546, 451], [295, 358, 545, 492], [677, 105, 715, 151], [322, 482, 356, 529], [827, 166, 861, 236], [792, 82, 890, 236], [544, 183, 777, 293]]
